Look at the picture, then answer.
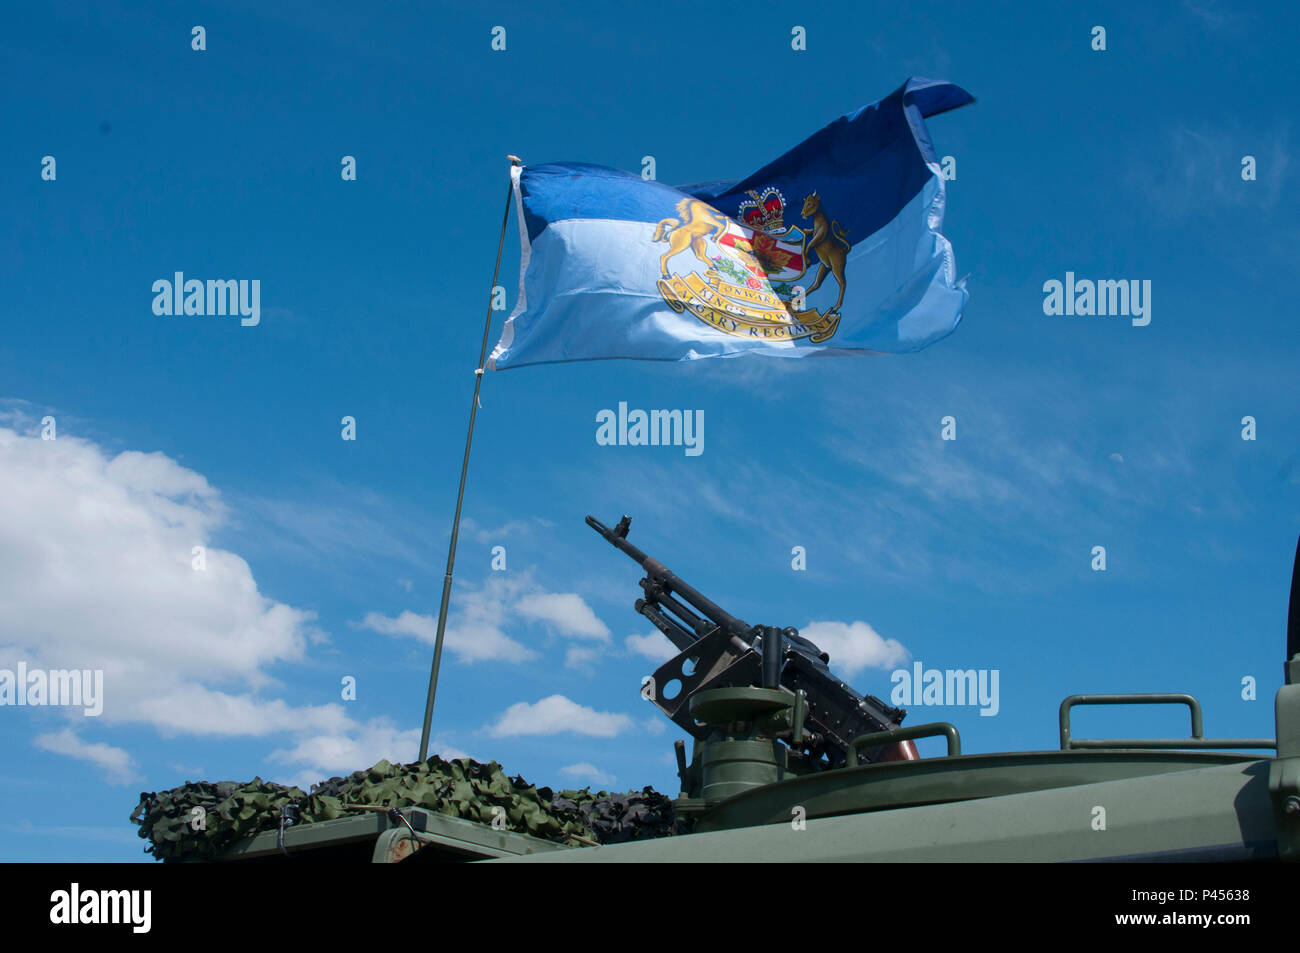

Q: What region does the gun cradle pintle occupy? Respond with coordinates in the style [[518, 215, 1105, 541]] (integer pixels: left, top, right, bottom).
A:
[[586, 513, 915, 769]]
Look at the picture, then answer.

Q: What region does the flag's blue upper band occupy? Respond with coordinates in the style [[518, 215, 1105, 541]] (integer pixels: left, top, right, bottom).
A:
[[519, 79, 971, 247]]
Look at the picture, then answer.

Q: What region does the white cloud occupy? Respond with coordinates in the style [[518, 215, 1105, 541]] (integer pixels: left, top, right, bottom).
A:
[[0, 422, 439, 786], [799, 621, 908, 676], [515, 592, 610, 640], [486, 695, 632, 738], [459, 516, 554, 545], [625, 631, 675, 661], [0, 426, 315, 713], [268, 718, 468, 791], [131, 683, 353, 738], [564, 645, 598, 672], [34, 730, 138, 785], [429, 738, 472, 761], [358, 604, 534, 664], [359, 576, 611, 663], [558, 762, 617, 788]]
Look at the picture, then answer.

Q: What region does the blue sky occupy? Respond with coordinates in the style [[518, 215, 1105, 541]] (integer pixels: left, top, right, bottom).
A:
[[2, 0, 1297, 861]]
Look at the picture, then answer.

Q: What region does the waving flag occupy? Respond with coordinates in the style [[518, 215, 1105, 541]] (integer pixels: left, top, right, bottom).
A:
[[488, 78, 973, 370]]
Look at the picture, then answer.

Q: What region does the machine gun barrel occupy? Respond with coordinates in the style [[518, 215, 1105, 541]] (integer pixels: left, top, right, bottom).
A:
[[586, 515, 751, 645]]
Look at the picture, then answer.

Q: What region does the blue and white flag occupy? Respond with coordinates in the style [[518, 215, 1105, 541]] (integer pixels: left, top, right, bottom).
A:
[[488, 78, 973, 370]]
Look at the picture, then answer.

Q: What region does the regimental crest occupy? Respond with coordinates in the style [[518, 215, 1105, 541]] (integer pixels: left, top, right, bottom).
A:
[[650, 186, 851, 344]]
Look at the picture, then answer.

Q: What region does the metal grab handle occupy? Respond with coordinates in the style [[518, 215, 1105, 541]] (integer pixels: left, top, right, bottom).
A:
[[1059, 693, 1275, 751], [847, 722, 961, 766]]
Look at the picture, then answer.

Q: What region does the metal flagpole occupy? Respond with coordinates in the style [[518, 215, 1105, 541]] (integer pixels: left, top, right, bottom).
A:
[[418, 156, 521, 761]]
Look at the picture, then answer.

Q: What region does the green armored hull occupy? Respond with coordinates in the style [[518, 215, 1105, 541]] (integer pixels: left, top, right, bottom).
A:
[[190, 687, 1294, 863]]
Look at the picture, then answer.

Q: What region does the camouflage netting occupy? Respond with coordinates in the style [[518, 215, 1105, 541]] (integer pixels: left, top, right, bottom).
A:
[[130, 755, 683, 861]]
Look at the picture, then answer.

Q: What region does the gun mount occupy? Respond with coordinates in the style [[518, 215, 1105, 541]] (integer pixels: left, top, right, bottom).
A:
[[587, 513, 918, 790]]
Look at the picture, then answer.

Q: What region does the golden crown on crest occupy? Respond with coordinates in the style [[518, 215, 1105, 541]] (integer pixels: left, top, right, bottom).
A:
[[737, 187, 786, 234]]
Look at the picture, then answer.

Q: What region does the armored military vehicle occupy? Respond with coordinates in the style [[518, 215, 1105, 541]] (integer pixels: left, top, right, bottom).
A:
[[140, 517, 1298, 863]]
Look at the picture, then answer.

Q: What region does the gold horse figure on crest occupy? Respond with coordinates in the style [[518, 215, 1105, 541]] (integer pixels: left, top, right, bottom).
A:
[[652, 198, 729, 276]]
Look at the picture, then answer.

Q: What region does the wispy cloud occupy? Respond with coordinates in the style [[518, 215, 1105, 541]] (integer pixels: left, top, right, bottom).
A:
[[358, 573, 612, 663], [584, 350, 1298, 600], [564, 645, 599, 672], [626, 631, 675, 662], [234, 484, 439, 576], [557, 762, 616, 788], [359, 603, 535, 664], [34, 730, 138, 785], [1181, 0, 1238, 31], [459, 515, 555, 545], [516, 592, 610, 640], [1125, 122, 1291, 220], [486, 695, 633, 738]]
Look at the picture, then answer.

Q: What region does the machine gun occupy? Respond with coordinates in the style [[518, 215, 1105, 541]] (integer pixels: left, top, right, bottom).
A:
[[587, 514, 915, 769]]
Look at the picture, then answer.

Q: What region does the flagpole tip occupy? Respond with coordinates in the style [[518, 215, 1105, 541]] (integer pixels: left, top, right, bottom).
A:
[[507, 154, 523, 166]]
